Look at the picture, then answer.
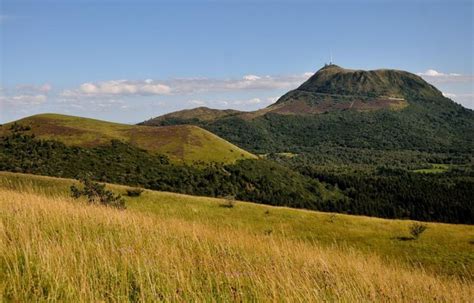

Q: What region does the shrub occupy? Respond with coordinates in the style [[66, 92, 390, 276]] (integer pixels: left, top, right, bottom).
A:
[[9, 122, 31, 132], [126, 188, 144, 197], [219, 195, 236, 208], [71, 178, 125, 209], [409, 222, 427, 239]]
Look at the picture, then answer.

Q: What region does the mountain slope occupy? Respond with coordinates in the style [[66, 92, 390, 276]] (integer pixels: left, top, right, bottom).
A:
[[0, 113, 257, 164], [142, 65, 474, 154]]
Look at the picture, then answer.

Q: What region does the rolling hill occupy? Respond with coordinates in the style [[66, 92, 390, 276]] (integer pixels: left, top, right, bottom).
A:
[[0, 113, 256, 164], [1, 171, 473, 301], [142, 64, 474, 154]]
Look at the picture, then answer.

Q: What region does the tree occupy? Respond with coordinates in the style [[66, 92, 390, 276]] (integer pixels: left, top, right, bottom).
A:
[[409, 222, 427, 239], [70, 178, 125, 209]]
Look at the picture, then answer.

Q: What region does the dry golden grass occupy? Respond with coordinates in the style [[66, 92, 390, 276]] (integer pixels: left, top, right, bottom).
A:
[[1, 188, 472, 302]]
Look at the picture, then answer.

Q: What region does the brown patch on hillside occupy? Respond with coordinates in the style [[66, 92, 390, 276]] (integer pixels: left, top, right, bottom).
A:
[[34, 123, 86, 136], [127, 125, 198, 160], [6, 116, 88, 137], [262, 97, 408, 116]]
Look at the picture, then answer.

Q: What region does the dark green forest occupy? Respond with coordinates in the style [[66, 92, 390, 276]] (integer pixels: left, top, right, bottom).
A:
[[156, 102, 473, 155], [0, 132, 328, 209], [1, 130, 473, 224]]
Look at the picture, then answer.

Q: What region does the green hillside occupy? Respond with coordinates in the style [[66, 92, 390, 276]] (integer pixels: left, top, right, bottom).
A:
[[294, 64, 442, 100], [0, 113, 256, 164], [143, 65, 474, 154], [148, 106, 243, 123]]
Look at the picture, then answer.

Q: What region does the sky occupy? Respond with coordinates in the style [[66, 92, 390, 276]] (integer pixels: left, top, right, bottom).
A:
[[1, 0, 473, 124]]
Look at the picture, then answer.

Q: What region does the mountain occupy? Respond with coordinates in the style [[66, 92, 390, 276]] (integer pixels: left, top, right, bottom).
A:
[[0, 113, 257, 164], [142, 65, 474, 154]]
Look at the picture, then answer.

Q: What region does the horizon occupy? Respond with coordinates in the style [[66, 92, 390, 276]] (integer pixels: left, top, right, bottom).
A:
[[1, 0, 473, 124]]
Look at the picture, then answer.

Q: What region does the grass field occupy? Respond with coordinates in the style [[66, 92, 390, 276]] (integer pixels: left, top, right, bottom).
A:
[[0, 113, 256, 164], [1, 171, 473, 301]]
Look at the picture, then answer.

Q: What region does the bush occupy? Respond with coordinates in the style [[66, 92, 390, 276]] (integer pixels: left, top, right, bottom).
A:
[[126, 188, 144, 197], [409, 222, 427, 239], [219, 195, 236, 208], [71, 178, 125, 209], [9, 122, 31, 132]]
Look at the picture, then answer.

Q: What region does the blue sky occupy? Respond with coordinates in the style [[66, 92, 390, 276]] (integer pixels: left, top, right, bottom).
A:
[[1, 0, 473, 123]]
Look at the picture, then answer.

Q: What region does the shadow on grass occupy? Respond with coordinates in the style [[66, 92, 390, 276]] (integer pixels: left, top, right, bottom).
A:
[[392, 236, 415, 241], [218, 204, 234, 208]]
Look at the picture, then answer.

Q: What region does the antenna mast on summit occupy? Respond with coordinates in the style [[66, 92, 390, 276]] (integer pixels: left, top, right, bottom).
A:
[[330, 52, 333, 65]]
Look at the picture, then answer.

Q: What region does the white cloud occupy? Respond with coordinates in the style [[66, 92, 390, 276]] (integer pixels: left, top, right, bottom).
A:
[[168, 72, 312, 94], [61, 80, 171, 98], [0, 83, 50, 108], [231, 98, 262, 105], [418, 69, 446, 77], [442, 92, 457, 98], [417, 69, 472, 83], [60, 73, 313, 99], [0, 94, 47, 105], [243, 75, 261, 81]]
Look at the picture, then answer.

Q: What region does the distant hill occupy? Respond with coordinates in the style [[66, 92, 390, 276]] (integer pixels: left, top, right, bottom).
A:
[[142, 65, 474, 154], [147, 107, 243, 124], [0, 113, 256, 164]]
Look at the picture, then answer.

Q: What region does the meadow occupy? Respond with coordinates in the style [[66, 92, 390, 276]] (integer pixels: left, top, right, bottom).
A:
[[1, 171, 473, 301]]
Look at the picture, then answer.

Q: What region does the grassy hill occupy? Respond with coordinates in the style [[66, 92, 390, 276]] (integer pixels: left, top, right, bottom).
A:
[[142, 65, 474, 154], [292, 64, 442, 101], [1, 172, 473, 301], [0, 113, 256, 164], [148, 106, 243, 123]]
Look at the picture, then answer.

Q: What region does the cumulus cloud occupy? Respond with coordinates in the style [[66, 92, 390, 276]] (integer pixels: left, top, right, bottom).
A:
[[168, 72, 312, 94], [417, 69, 472, 83], [60, 80, 171, 98], [243, 75, 261, 81], [59, 72, 313, 99], [0, 83, 51, 107], [442, 92, 457, 98], [3, 72, 315, 118]]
